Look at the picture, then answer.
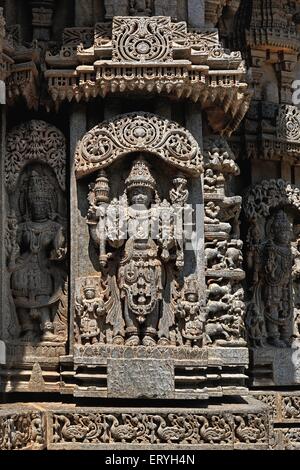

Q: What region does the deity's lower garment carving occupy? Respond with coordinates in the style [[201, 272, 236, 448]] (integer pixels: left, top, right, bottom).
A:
[[118, 238, 163, 346]]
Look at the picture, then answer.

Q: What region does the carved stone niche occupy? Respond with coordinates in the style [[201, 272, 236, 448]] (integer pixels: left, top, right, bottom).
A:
[[71, 112, 249, 400], [2, 121, 68, 372], [243, 179, 300, 386]]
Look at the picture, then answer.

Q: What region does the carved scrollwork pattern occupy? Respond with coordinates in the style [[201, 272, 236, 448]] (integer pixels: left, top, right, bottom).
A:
[[51, 411, 268, 445], [277, 105, 300, 143], [244, 179, 300, 221], [0, 412, 45, 450], [282, 396, 300, 420], [75, 113, 202, 178], [112, 16, 173, 63], [5, 120, 66, 192], [234, 415, 268, 444]]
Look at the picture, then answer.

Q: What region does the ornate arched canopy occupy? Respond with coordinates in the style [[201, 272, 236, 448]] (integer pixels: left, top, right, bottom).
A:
[[243, 179, 300, 221], [75, 112, 203, 178], [6, 120, 66, 192]]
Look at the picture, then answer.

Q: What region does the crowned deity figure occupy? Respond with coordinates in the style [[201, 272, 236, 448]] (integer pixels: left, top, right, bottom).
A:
[[8, 170, 66, 342], [117, 157, 163, 346], [259, 210, 293, 347], [176, 275, 206, 347], [75, 279, 107, 345], [87, 156, 187, 347]]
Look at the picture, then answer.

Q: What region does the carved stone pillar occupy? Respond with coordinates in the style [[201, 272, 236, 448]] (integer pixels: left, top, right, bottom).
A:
[[0, 71, 5, 358], [69, 104, 87, 358]]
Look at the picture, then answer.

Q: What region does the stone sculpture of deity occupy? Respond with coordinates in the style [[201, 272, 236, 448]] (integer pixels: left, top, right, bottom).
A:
[[8, 170, 66, 342], [176, 275, 206, 347], [260, 210, 293, 347], [247, 210, 294, 348], [75, 279, 107, 345], [87, 155, 191, 347]]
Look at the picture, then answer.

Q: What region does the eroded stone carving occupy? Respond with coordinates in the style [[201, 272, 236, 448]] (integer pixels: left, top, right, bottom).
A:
[[176, 275, 207, 348], [84, 156, 197, 347], [6, 120, 66, 192], [51, 410, 268, 446], [7, 168, 67, 342], [75, 276, 122, 345], [104, 0, 177, 19], [5, 121, 67, 345], [244, 180, 300, 348], [203, 136, 246, 347], [0, 411, 44, 450]]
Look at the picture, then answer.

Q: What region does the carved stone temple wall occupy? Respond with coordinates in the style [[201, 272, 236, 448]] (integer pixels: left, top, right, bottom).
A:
[[0, 0, 300, 451]]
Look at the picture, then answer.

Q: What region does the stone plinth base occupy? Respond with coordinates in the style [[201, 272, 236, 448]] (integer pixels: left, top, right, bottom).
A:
[[68, 345, 249, 399], [0, 397, 270, 450], [0, 346, 249, 399], [250, 342, 300, 386]]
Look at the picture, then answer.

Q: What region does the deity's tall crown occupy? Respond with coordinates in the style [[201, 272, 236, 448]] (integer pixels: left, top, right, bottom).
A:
[[271, 210, 291, 232], [125, 157, 156, 191]]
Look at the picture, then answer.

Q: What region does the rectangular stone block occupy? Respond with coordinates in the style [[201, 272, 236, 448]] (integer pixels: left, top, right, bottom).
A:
[[107, 358, 175, 399]]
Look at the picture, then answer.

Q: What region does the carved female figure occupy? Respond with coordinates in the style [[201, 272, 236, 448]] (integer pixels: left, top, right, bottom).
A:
[[8, 170, 66, 342]]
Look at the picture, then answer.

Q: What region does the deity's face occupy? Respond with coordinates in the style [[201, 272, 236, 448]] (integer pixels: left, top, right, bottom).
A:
[[85, 288, 96, 300], [128, 186, 153, 208], [273, 227, 291, 245], [185, 293, 198, 303], [29, 199, 49, 222]]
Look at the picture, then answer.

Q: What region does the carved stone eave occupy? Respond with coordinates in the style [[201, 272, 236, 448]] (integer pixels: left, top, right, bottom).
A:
[[45, 17, 249, 135], [205, 0, 241, 28], [246, 27, 300, 54], [238, 104, 300, 164], [0, 22, 40, 109], [0, 49, 14, 82], [6, 61, 39, 110], [243, 136, 300, 165]]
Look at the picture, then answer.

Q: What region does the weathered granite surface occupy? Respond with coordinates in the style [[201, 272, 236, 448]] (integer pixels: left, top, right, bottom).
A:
[[0, 0, 300, 450]]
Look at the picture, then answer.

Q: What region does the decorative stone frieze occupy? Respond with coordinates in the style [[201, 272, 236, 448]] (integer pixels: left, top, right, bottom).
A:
[[45, 16, 249, 135]]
